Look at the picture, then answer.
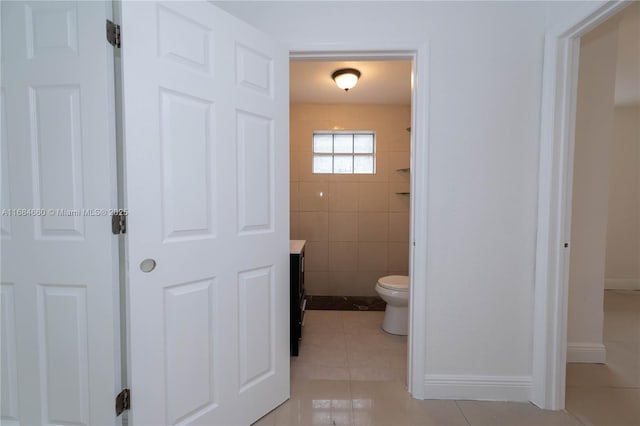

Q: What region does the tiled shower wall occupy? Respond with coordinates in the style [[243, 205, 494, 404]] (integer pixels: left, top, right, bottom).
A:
[[290, 104, 411, 296]]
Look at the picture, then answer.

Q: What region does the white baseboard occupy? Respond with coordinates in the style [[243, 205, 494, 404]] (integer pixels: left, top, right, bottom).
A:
[[567, 342, 606, 363], [605, 278, 640, 290], [423, 374, 532, 401]]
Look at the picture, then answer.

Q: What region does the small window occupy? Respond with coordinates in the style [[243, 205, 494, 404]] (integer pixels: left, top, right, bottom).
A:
[[312, 131, 376, 174]]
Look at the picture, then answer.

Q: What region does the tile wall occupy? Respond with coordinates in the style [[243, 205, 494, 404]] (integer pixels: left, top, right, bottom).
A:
[[290, 104, 411, 296]]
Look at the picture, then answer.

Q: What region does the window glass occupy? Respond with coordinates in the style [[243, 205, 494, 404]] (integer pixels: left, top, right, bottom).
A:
[[334, 155, 353, 173], [354, 155, 374, 174], [354, 134, 373, 153], [313, 134, 333, 153], [313, 155, 333, 173], [312, 132, 375, 174], [333, 134, 353, 153]]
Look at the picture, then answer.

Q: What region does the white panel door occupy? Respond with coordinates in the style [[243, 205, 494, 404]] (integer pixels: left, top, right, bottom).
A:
[[120, 2, 289, 425], [0, 1, 120, 425]]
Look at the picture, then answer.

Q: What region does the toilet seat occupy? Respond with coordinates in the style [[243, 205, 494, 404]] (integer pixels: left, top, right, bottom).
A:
[[377, 275, 409, 291]]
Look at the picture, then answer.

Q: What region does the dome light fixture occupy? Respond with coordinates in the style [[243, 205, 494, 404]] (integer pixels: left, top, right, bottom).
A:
[[332, 68, 361, 91]]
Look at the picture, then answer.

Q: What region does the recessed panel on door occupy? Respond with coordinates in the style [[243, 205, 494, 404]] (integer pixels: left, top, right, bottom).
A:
[[1, 284, 19, 425], [236, 111, 273, 234], [29, 86, 84, 240], [37, 285, 90, 425], [164, 279, 217, 424], [25, 2, 79, 58], [158, 4, 212, 74], [238, 266, 274, 392], [160, 89, 216, 242], [236, 44, 272, 97]]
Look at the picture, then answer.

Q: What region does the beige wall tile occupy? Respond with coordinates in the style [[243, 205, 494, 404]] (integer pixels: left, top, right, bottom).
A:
[[328, 173, 361, 184], [290, 152, 299, 181], [387, 151, 411, 179], [388, 242, 410, 272], [296, 151, 325, 182], [389, 184, 410, 212], [329, 241, 358, 271], [305, 241, 328, 272], [357, 242, 388, 271], [305, 271, 330, 295], [299, 181, 329, 211], [291, 103, 411, 296], [388, 271, 410, 277], [329, 212, 358, 241], [386, 134, 411, 152], [290, 212, 300, 240], [389, 212, 409, 242], [356, 270, 388, 296], [329, 182, 359, 212], [358, 212, 389, 242], [358, 182, 389, 212], [299, 211, 328, 241], [290, 182, 300, 212], [327, 271, 358, 295]]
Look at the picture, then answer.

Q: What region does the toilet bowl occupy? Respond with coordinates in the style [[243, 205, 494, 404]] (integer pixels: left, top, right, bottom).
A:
[[375, 275, 409, 335]]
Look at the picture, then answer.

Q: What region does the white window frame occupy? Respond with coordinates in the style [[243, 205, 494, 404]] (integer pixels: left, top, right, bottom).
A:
[[312, 130, 376, 174]]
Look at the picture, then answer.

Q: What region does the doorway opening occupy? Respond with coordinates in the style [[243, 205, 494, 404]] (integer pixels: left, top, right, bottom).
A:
[[533, 0, 638, 411], [288, 52, 425, 395], [563, 1, 640, 415]]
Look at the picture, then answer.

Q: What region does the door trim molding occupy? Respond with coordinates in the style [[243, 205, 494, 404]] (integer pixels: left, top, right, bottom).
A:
[[289, 41, 430, 399], [532, 0, 628, 410]]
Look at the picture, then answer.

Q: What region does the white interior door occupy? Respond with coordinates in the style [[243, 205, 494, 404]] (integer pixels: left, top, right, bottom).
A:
[[1, 1, 121, 425], [120, 2, 289, 424]]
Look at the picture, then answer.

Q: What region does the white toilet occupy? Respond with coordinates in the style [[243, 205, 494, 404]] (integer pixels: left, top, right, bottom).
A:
[[375, 275, 409, 335]]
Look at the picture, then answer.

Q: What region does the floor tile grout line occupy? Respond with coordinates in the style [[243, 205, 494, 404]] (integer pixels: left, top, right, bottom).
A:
[[564, 406, 587, 426], [347, 376, 355, 426], [454, 400, 473, 426]]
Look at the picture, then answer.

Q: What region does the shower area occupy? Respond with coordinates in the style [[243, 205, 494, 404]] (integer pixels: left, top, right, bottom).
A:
[[289, 60, 412, 310]]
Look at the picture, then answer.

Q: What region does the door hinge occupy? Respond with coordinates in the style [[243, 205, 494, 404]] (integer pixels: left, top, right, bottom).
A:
[[106, 19, 121, 48], [111, 213, 127, 235], [115, 388, 130, 416]]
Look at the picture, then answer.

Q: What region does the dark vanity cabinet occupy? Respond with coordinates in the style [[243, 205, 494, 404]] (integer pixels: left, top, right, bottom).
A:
[[290, 240, 306, 356]]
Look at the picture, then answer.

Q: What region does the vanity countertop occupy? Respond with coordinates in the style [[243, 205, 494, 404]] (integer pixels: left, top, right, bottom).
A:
[[290, 240, 306, 254]]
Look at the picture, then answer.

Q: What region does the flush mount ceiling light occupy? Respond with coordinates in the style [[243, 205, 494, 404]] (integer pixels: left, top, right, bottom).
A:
[[332, 68, 361, 91]]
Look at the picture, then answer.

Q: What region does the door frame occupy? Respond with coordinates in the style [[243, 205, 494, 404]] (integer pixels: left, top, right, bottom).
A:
[[290, 42, 430, 399], [532, 0, 629, 410]]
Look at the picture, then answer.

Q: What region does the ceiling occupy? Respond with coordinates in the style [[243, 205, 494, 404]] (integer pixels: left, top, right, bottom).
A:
[[289, 60, 412, 105]]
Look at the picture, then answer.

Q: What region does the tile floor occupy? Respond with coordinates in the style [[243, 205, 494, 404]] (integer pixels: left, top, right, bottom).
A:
[[565, 290, 640, 426], [254, 290, 640, 425]]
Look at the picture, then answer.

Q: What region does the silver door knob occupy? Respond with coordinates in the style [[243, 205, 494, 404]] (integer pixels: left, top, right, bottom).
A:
[[140, 258, 157, 273]]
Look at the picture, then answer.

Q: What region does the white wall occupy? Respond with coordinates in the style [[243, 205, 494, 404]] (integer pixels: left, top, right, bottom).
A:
[[214, 0, 579, 401], [567, 19, 619, 363], [605, 106, 640, 290]]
